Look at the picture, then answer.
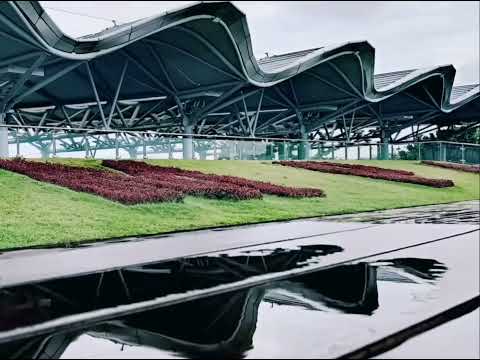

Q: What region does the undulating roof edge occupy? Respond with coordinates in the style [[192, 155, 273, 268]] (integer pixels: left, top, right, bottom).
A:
[[4, 1, 480, 113]]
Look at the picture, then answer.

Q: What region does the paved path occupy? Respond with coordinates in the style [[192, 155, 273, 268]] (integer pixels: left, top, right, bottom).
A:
[[20, 233, 476, 359], [1, 201, 479, 288], [0, 223, 478, 355], [0, 203, 478, 357], [0, 218, 477, 289], [373, 309, 479, 359]]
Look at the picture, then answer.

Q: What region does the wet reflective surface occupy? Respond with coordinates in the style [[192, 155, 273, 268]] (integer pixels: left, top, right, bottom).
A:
[[0, 221, 369, 289], [2, 222, 476, 291], [374, 309, 480, 359], [1, 231, 478, 359], [0, 244, 345, 334], [323, 200, 480, 225]]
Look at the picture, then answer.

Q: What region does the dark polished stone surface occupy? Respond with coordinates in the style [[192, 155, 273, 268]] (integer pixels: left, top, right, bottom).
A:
[[0, 230, 478, 359], [1, 201, 478, 358], [1, 221, 476, 290], [373, 308, 479, 359]]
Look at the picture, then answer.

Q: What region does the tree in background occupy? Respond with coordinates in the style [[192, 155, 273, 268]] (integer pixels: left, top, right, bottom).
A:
[[398, 126, 480, 162], [434, 127, 480, 144]]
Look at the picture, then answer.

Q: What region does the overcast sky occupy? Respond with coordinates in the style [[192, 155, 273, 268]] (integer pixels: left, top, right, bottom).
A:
[[40, 1, 479, 86]]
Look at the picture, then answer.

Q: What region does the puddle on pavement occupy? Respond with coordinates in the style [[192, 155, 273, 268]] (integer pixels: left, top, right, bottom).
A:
[[0, 241, 451, 359], [0, 244, 344, 333]]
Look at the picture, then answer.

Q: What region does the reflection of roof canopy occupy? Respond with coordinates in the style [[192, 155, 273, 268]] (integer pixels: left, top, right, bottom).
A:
[[2, 256, 448, 359], [0, 1, 478, 141]]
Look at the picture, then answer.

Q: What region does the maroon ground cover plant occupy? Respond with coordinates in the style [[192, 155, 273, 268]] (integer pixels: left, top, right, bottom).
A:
[[421, 160, 480, 174], [102, 160, 325, 198], [0, 159, 183, 204], [273, 161, 454, 188], [319, 162, 415, 176], [102, 160, 262, 200], [139, 174, 263, 200], [0, 159, 325, 204]]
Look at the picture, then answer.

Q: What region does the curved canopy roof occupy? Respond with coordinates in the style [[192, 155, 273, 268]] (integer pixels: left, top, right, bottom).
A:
[[0, 1, 478, 141]]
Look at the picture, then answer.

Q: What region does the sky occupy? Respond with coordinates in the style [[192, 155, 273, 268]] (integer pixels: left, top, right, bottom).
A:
[[40, 1, 479, 86]]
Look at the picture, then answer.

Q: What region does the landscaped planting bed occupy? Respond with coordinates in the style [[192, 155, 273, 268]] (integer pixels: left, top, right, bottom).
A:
[[421, 160, 480, 174], [102, 160, 325, 198], [318, 162, 415, 176], [0, 159, 183, 204], [0, 159, 325, 205], [273, 161, 454, 188], [2, 159, 479, 250]]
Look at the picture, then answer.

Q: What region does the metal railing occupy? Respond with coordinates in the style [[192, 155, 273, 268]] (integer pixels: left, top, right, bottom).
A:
[[1, 124, 479, 164]]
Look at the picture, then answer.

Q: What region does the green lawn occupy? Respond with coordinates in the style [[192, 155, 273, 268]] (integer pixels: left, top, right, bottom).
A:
[[1, 159, 478, 250]]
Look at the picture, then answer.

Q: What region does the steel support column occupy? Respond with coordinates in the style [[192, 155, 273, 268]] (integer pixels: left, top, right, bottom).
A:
[[265, 142, 274, 160], [278, 141, 286, 160], [40, 146, 50, 160], [0, 113, 7, 158], [183, 123, 194, 160], [288, 143, 295, 160], [85, 63, 108, 129], [298, 140, 310, 160], [298, 124, 310, 160], [439, 142, 447, 162], [168, 138, 173, 160], [318, 142, 324, 160], [379, 128, 390, 160], [304, 139, 311, 160], [213, 142, 218, 160], [115, 132, 120, 160], [128, 149, 138, 160], [142, 135, 147, 160]]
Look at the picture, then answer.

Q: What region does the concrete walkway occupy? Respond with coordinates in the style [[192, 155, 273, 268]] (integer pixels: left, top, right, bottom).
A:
[[0, 206, 478, 355], [0, 217, 478, 288]]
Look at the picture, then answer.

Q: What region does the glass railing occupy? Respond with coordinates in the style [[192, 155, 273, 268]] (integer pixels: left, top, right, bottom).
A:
[[1, 125, 479, 164]]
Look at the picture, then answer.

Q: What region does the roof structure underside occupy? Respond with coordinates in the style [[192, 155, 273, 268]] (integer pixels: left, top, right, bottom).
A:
[[0, 0, 478, 143]]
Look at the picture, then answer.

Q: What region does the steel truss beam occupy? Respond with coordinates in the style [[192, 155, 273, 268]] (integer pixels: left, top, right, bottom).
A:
[[306, 100, 368, 132], [107, 60, 129, 128], [10, 61, 85, 108]]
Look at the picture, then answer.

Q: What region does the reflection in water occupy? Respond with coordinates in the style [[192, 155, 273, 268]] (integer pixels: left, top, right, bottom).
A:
[[0, 244, 344, 333], [323, 201, 480, 225], [0, 255, 448, 359], [374, 258, 448, 281]]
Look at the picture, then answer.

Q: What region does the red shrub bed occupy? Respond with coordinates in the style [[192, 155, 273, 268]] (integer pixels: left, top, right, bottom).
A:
[[273, 161, 454, 188], [421, 160, 480, 174], [139, 174, 262, 200], [0, 159, 325, 204], [102, 160, 325, 198], [320, 162, 415, 176], [0, 159, 183, 204]]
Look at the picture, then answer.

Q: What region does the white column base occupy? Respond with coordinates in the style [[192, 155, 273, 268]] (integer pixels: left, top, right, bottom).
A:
[[0, 126, 8, 159], [183, 124, 193, 160], [305, 142, 311, 160]]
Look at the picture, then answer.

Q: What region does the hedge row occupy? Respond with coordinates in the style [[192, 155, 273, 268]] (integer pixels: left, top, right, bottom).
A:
[[102, 160, 325, 198], [421, 160, 480, 174], [0, 159, 183, 204], [273, 161, 454, 188]]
